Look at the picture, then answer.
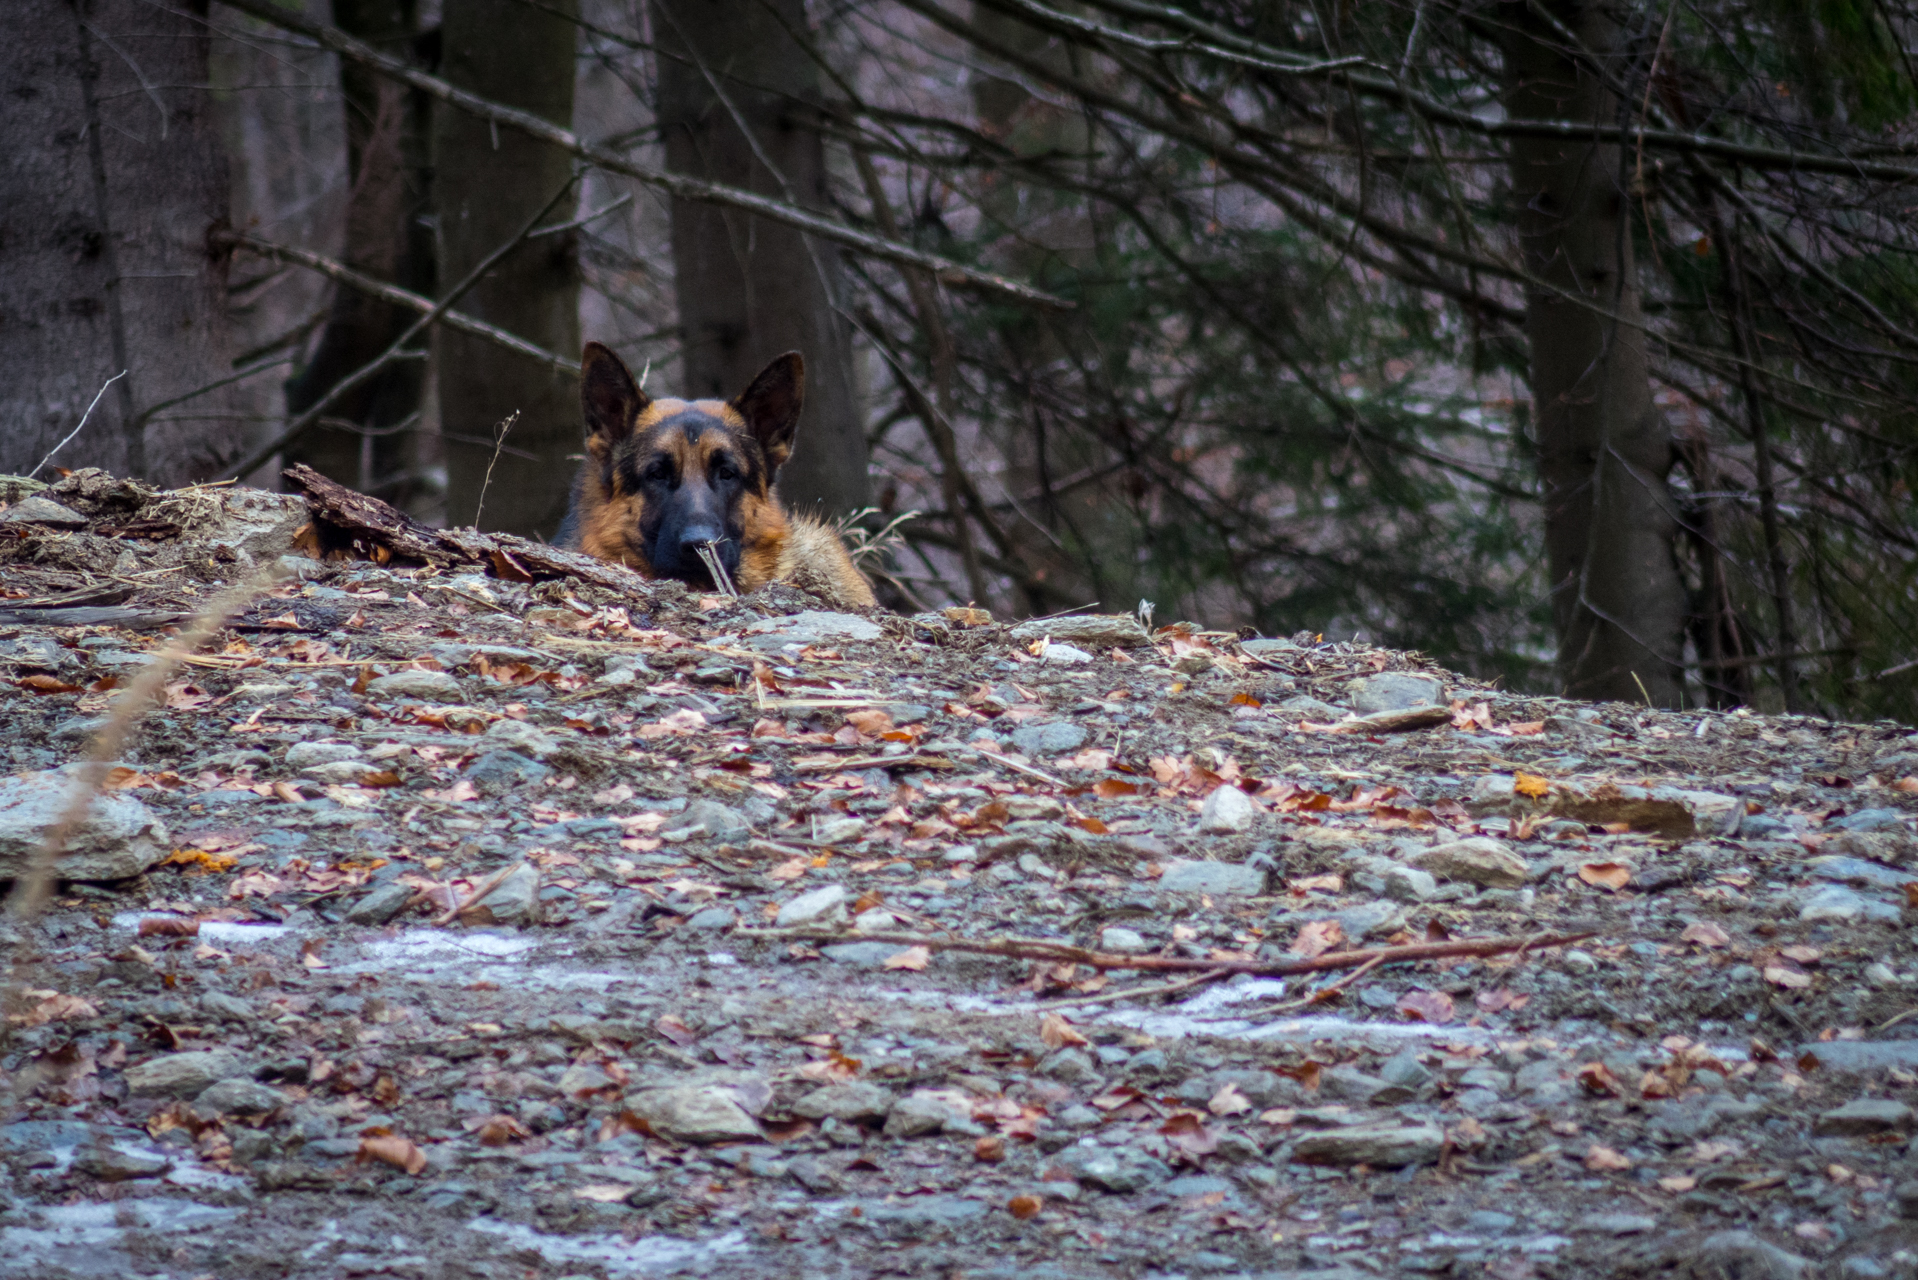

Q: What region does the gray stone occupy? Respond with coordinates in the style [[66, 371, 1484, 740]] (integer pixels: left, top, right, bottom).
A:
[[793, 1082, 893, 1123], [1239, 638, 1300, 659], [71, 1142, 170, 1180], [465, 750, 551, 796], [1057, 1144, 1172, 1193], [1010, 615, 1153, 648], [1383, 865, 1439, 902], [1813, 1098, 1913, 1136], [364, 669, 464, 702], [1198, 784, 1258, 834], [1292, 1122, 1445, 1168], [1693, 1230, 1810, 1279], [465, 862, 541, 926], [1010, 721, 1089, 756], [0, 767, 169, 881], [1465, 1210, 1516, 1234], [196, 1078, 285, 1114], [1347, 673, 1444, 714], [1321, 1066, 1408, 1105], [628, 1086, 762, 1144], [1335, 900, 1405, 941], [1042, 1048, 1103, 1088], [1798, 884, 1900, 924], [863, 1196, 989, 1234], [283, 741, 361, 769], [122, 1050, 248, 1099], [1561, 949, 1599, 975], [743, 611, 882, 651], [884, 1090, 973, 1138], [482, 718, 559, 760], [810, 815, 867, 845], [1582, 1213, 1656, 1236], [200, 991, 256, 1023], [820, 941, 908, 967], [1807, 856, 1918, 889], [776, 884, 849, 928], [0, 495, 87, 528], [1099, 926, 1150, 954], [787, 1156, 842, 1194], [1040, 642, 1093, 665], [1408, 837, 1530, 888], [665, 799, 753, 843], [346, 881, 415, 926], [1159, 859, 1266, 896], [199, 490, 309, 559], [1276, 695, 1344, 719], [300, 760, 386, 786], [686, 908, 735, 930], [1378, 1050, 1434, 1093], [1830, 808, 1905, 832]]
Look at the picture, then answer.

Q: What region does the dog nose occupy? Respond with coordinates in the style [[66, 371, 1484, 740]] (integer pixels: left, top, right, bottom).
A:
[[678, 522, 723, 554]]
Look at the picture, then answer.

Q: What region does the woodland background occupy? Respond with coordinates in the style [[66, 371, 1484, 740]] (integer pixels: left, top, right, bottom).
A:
[[4, 0, 1918, 722]]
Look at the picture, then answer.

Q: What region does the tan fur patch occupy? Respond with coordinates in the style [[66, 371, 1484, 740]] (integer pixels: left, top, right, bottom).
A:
[[777, 516, 878, 610]]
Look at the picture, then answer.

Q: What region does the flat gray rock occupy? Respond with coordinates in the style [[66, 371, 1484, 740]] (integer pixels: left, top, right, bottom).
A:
[[743, 611, 882, 650], [776, 884, 849, 928], [466, 750, 551, 795], [482, 718, 560, 760], [1797, 1041, 1918, 1072], [283, 741, 361, 769], [1347, 672, 1444, 714], [1292, 1121, 1444, 1167], [666, 798, 754, 843], [465, 861, 541, 926], [0, 495, 87, 528], [365, 669, 464, 702], [628, 1085, 763, 1144], [196, 1077, 285, 1114], [1010, 721, 1088, 755], [1408, 837, 1530, 888], [1159, 859, 1266, 896], [346, 881, 415, 926], [123, 1050, 249, 1099], [792, 1082, 893, 1122], [0, 767, 169, 881], [1813, 1098, 1912, 1135]]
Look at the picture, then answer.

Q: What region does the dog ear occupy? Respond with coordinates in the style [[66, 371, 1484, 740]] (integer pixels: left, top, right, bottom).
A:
[[581, 343, 648, 461], [731, 352, 805, 473]]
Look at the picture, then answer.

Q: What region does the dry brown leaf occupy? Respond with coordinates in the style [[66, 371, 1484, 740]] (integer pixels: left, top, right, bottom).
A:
[[9, 991, 99, 1026], [1680, 920, 1731, 948], [359, 1133, 427, 1175], [477, 1114, 535, 1146], [1658, 1175, 1697, 1192], [1584, 1145, 1631, 1171], [1764, 965, 1812, 990], [1395, 990, 1455, 1024], [654, 1014, 698, 1046], [1575, 1062, 1621, 1096], [1289, 919, 1344, 958], [14, 675, 82, 695], [1513, 772, 1551, 798], [1008, 1194, 1042, 1220], [882, 946, 931, 971], [1207, 1082, 1252, 1116], [137, 915, 200, 937], [975, 1135, 1006, 1162], [1040, 1013, 1090, 1049], [1577, 862, 1633, 891], [1779, 945, 1822, 964]]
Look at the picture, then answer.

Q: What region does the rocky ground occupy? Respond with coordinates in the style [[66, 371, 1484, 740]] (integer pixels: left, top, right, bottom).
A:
[[2, 469, 1918, 1278]]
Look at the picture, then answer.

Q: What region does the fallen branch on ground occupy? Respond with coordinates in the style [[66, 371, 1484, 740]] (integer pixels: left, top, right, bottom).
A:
[[283, 464, 654, 594], [737, 927, 1598, 978]]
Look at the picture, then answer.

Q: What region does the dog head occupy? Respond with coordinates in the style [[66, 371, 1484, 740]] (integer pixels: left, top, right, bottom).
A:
[[575, 343, 802, 589]]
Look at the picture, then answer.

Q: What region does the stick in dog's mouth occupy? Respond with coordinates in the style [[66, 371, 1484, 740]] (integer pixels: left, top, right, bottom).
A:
[[693, 540, 739, 598]]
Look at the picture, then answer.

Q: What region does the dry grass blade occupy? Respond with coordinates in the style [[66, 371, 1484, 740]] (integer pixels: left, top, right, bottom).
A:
[[694, 541, 739, 597], [3, 560, 287, 1044]]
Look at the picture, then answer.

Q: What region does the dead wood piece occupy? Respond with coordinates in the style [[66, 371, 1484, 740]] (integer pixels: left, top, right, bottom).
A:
[[1329, 706, 1455, 733], [284, 466, 653, 596], [284, 464, 459, 565], [736, 927, 1598, 978], [0, 606, 189, 630]]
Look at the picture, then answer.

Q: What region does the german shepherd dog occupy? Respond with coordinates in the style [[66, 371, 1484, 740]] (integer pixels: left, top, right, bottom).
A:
[[557, 343, 876, 610]]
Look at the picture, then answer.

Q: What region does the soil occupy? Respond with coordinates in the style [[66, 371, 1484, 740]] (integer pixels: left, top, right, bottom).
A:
[[1, 470, 1917, 1278]]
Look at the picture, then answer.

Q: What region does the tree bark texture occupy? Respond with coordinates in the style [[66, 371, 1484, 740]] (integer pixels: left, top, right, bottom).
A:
[[0, 0, 241, 486], [282, 0, 436, 505], [1501, 0, 1686, 706], [432, 0, 579, 537], [650, 0, 870, 519]]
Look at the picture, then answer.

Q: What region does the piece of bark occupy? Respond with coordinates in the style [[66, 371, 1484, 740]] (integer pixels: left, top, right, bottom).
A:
[[0, 606, 189, 630], [284, 464, 458, 565]]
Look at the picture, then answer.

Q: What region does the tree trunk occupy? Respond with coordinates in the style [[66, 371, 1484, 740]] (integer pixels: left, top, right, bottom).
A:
[[1501, 1, 1686, 706], [432, 0, 579, 537], [282, 0, 436, 508], [0, 0, 240, 486], [650, 0, 869, 520]]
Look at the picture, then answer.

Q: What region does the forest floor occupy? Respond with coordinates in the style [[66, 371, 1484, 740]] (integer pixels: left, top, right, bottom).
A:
[[1, 469, 1918, 1278]]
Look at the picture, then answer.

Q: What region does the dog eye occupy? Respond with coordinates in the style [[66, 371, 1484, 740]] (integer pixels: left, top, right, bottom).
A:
[[641, 459, 673, 483], [712, 459, 739, 482]]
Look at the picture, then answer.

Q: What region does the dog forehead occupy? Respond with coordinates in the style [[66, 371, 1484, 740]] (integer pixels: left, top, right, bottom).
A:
[[632, 404, 750, 461]]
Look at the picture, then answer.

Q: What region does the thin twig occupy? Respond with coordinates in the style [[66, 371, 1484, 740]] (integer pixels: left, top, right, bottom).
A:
[[432, 862, 524, 926], [694, 541, 739, 597], [29, 371, 125, 478], [739, 927, 1597, 978], [473, 411, 520, 529], [1027, 966, 1231, 1012]]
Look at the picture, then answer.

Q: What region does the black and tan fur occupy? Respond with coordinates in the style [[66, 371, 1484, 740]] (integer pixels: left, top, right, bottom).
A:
[[557, 343, 876, 609]]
